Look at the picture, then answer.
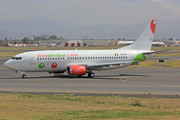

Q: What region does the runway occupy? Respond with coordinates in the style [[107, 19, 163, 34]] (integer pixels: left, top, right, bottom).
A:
[[0, 57, 180, 95]]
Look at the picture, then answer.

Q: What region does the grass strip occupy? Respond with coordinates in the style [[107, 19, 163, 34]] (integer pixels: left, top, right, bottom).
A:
[[0, 93, 180, 120]]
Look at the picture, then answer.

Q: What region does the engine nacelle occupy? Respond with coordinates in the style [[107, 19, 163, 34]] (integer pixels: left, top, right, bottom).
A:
[[67, 65, 86, 75]]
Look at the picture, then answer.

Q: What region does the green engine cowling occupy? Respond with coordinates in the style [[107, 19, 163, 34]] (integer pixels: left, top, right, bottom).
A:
[[134, 54, 147, 61]]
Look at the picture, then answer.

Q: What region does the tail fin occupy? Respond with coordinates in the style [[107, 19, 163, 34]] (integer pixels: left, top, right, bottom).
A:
[[173, 37, 176, 41], [119, 19, 157, 51]]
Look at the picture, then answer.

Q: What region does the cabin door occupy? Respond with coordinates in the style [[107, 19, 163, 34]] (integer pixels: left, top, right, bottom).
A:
[[29, 53, 35, 65]]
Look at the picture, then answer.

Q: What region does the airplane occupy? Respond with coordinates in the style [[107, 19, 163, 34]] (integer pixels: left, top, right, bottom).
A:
[[152, 42, 164, 46], [173, 37, 180, 45], [4, 19, 157, 79], [117, 41, 134, 45], [117, 40, 164, 46]]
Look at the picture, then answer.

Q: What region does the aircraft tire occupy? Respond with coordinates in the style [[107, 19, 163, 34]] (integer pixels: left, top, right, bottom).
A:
[[88, 72, 95, 78], [22, 74, 26, 79]]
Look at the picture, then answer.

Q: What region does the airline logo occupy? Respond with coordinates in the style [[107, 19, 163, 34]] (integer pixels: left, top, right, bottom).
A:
[[37, 54, 66, 57], [37, 53, 78, 57], [51, 62, 57, 68], [39, 63, 45, 69], [38, 62, 58, 69], [151, 19, 157, 34]]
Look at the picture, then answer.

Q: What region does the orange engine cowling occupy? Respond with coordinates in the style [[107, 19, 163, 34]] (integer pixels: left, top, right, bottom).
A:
[[67, 65, 86, 75]]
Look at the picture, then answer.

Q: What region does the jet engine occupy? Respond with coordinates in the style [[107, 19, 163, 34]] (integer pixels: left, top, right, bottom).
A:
[[67, 65, 86, 75]]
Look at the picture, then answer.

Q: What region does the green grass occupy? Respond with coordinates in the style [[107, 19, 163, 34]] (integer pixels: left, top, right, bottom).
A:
[[1, 93, 180, 120], [50, 110, 176, 120]]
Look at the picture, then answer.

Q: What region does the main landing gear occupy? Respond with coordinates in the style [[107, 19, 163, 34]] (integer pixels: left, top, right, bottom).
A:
[[22, 74, 27, 79], [88, 72, 95, 78]]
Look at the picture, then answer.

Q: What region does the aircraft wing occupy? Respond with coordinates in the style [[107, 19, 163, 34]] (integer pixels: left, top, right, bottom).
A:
[[143, 49, 173, 55], [86, 61, 132, 70]]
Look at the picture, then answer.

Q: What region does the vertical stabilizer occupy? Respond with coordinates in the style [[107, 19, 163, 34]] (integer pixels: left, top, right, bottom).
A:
[[119, 19, 157, 51]]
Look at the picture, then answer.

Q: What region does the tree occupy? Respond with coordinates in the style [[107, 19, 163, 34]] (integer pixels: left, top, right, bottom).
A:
[[49, 35, 59, 40], [118, 38, 121, 40], [22, 37, 30, 44], [34, 36, 47, 41]]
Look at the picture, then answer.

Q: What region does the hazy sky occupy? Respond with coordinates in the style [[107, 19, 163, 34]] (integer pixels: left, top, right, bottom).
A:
[[0, 0, 180, 26]]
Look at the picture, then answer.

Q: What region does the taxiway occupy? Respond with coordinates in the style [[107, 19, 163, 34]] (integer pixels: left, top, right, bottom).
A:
[[0, 57, 180, 95]]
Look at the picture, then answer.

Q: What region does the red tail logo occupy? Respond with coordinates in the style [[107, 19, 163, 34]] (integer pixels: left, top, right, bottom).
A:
[[151, 19, 157, 34]]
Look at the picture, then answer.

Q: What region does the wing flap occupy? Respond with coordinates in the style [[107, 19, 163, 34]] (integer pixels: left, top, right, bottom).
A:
[[87, 61, 132, 67], [143, 49, 173, 55]]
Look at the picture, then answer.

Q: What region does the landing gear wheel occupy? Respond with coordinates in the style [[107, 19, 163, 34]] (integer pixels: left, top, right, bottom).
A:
[[22, 74, 26, 79], [77, 75, 82, 78], [88, 72, 95, 78]]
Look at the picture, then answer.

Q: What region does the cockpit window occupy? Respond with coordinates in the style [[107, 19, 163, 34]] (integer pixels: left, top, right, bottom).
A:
[[12, 57, 22, 60]]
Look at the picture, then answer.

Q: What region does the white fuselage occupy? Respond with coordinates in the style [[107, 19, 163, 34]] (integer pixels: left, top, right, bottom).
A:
[[4, 49, 150, 73]]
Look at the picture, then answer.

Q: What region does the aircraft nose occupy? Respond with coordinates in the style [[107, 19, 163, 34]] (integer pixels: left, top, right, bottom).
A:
[[4, 60, 12, 69]]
